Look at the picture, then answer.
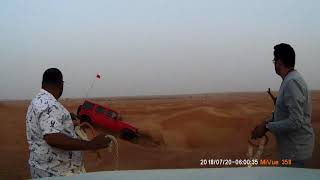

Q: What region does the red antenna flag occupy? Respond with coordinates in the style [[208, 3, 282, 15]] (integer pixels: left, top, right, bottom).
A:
[[86, 73, 101, 98]]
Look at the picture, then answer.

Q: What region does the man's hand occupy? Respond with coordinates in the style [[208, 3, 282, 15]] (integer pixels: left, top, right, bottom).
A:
[[88, 134, 112, 150], [251, 121, 268, 139]]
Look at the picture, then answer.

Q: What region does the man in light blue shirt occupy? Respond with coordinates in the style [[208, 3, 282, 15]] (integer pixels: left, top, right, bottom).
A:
[[252, 43, 315, 167]]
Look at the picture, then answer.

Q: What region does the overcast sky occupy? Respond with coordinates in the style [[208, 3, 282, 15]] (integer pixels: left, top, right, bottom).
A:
[[0, 0, 319, 100]]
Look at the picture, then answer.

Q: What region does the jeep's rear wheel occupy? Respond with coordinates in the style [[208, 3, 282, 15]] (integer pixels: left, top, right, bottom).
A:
[[121, 129, 136, 141]]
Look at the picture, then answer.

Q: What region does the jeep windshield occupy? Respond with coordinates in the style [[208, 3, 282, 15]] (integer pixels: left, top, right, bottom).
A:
[[96, 106, 105, 113], [83, 102, 94, 110]]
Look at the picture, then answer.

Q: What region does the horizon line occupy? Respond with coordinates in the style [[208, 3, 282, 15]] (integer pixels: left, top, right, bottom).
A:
[[1, 89, 320, 102]]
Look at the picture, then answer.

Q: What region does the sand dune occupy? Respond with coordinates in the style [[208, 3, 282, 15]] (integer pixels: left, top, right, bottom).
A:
[[0, 91, 319, 179]]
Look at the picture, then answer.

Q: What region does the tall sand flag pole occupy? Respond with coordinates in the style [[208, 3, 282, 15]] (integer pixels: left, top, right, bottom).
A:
[[85, 73, 101, 99]]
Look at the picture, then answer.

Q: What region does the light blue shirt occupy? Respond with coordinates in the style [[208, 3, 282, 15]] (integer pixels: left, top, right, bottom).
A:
[[266, 70, 314, 160]]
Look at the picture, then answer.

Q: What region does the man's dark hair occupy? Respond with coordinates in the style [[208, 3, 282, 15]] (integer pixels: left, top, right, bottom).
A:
[[273, 43, 295, 68], [42, 68, 63, 86]]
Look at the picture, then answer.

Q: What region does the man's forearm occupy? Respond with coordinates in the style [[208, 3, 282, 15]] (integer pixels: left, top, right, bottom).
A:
[[44, 133, 91, 151], [266, 117, 302, 133]]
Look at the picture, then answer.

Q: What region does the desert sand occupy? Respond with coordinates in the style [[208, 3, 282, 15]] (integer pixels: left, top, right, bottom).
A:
[[0, 91, 319, 179]]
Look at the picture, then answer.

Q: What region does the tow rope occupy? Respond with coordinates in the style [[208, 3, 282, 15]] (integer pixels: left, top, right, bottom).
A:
[[246, 135, 268, 167], [74, 122, 119, 171]]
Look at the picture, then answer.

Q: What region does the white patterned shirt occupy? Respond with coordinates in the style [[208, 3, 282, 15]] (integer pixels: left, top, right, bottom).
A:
[[26, 89, 83, 176]]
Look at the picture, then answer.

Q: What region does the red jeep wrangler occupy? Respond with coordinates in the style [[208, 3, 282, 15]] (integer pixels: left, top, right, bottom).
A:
[[77, 100, 138, 140]]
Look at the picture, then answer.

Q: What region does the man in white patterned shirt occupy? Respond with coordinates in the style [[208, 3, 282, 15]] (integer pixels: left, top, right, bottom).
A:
[[26, 68, 111, 178]]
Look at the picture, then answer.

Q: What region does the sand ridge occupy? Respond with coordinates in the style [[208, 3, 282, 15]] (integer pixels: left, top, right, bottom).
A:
[[0, 91, 319, 179]]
